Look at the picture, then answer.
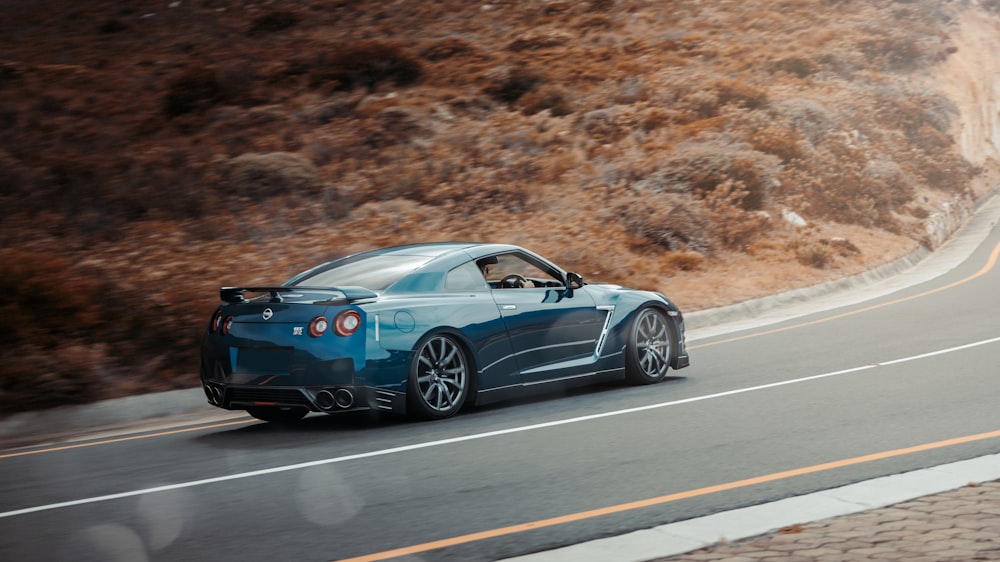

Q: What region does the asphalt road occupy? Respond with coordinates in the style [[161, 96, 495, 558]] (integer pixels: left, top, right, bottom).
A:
[[2, 210, 999, 562]]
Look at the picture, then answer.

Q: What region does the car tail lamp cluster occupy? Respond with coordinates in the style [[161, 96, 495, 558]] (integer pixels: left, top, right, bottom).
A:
[[209, 308, 360, 338], [209, 309, 233, 335], [309, 310, 361, 338], [308, 316, 329, 337], [334, 310, 361, 336], [210, 310, 223, 332]]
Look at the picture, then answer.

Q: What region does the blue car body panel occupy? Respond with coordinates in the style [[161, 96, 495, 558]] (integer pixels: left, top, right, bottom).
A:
[[200, 243, 689, 417]]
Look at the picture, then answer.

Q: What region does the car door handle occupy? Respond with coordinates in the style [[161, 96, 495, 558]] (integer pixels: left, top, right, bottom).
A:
[[501, 304, 517, 310]]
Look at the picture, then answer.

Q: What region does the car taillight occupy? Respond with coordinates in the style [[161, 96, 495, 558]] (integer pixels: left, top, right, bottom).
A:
[[221, 316, 233, 335], [334, 310, 362, 336], [210, 309, 223, 333], [309, 316, 329, 337]]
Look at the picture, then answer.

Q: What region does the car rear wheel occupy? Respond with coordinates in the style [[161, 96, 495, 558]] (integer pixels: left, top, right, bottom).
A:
[[245, 406, 309, 423], [625, 307, 673, 385], [407, 334, 470, 420]]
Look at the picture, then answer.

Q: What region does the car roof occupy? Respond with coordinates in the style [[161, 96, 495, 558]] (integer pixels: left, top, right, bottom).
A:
[[357, 242, 529, 261], [285, 242, 548, 293], [363, 242, 484, 258]]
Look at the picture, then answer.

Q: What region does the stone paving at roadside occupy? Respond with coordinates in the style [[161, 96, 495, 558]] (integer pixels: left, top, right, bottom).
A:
[[652, 480, 1000, 562]]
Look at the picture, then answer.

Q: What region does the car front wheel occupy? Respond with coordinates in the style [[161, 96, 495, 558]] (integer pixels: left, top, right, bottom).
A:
[[407, 334, 470, 420], [625, 307, 673, 385]]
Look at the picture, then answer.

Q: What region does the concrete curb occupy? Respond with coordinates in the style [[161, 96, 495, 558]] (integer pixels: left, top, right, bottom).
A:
[[683, 246, 930, 330], [0, 388, 214, 445], [499, 454, 1000, 562]]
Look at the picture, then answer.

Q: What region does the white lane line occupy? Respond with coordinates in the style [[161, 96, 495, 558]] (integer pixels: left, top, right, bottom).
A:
[[4, 335, 1000, 519]]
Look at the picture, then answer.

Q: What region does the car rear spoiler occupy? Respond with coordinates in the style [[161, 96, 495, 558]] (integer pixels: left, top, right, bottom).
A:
[[219, 286, 378, 304]]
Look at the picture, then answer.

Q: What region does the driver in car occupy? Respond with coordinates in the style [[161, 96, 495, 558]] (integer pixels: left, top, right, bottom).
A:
[[477, 256, 531, 288]]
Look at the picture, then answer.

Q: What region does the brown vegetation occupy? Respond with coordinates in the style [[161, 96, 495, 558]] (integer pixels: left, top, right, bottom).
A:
[[0, 0, 992, 413]]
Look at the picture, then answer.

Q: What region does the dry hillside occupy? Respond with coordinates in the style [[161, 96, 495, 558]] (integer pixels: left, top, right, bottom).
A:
[[2, 0, 999, 413]]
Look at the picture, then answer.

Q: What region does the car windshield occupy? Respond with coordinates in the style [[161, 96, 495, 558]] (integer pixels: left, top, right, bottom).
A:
[[290, 254, 435, 291]]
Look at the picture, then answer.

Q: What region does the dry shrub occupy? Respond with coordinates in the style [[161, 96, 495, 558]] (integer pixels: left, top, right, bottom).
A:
[[576, 13, 613, 30], [795, 241, 832, 268], [704, 180, 772, 249], [507, 31, 573, 52], [905, 150, 976, 192], [750, 126, 804, 164], [611, 188, 716, 254], [420, 37, 478, 61], [587, 0, 616, 11], [98, 19, 128, 34], [426, 181, 532, 212], [162, 65, 255, 118], [3, 344, 106, 413], [772, 97, 841, 143], [247, 10, 300, 35], [784, 146, 906, 230], [773, 56, 820, 78], [0, 251, 115, 412], [577, 108, 628, 143], [793, 237, 861, 269], [635, 137, 780, 211], [163, 66, 228, 117], [519, 84, 574, 116], [361, 106, 432, 148], [664, 251, 706, 272], [0, 250, 103, 348], [0, 246, 200, 412], [312, 41, 423, 92], [483, 66, 543, 104], [911, 124, 953, 152], [640, 108, 672, 132], [857, 32, 947, 71], [864, 160, 913, 207], [873, 96, 950, 140], [679, 116, 728, 138], [714, 79, 768, 110], [226, 152, 323, 198]]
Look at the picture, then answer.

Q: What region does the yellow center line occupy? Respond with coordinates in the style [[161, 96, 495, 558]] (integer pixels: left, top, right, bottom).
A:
[[0, 419, 255, 459], [690, 240, 1000, 350], [338, 428, 1000, 562]]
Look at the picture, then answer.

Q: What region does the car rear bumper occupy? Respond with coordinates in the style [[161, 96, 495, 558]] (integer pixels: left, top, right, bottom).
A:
[[200, 381, 406, 415]]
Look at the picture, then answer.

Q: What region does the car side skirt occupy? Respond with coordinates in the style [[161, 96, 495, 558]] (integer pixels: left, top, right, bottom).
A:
[[473, 367, 626, 406]]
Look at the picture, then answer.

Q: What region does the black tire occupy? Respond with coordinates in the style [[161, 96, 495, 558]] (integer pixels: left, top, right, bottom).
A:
[[624, 307, 674, 385], [245, 406, 309, 423], [407, 333, 471, 420]]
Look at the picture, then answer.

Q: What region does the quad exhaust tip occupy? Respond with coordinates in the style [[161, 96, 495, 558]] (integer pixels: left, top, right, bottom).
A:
[[203, 384, 223, 406]]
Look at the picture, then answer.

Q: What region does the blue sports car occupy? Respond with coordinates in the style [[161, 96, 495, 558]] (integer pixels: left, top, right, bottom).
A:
[[200, 243, 689, 422]]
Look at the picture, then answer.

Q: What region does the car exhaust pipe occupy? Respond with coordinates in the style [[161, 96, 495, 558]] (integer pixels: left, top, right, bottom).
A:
[[316, 389, 336, 411], [203, 383, 223, 406], [333, 388, 355, 409]]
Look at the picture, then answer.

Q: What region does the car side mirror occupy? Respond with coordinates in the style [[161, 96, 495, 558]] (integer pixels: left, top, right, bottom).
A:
[[565, 272, 584, 297]]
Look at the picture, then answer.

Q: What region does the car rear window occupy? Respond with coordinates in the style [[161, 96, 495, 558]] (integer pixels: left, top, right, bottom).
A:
[[291, 255, 435, 292]]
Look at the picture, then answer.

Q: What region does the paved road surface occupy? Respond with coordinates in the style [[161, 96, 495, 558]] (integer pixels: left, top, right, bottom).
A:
[[1, 197, 999, 561]]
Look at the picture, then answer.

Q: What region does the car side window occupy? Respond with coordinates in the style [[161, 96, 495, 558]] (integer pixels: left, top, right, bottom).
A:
[[445, 261, 490, 291], [483, 253, 564, 288]]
